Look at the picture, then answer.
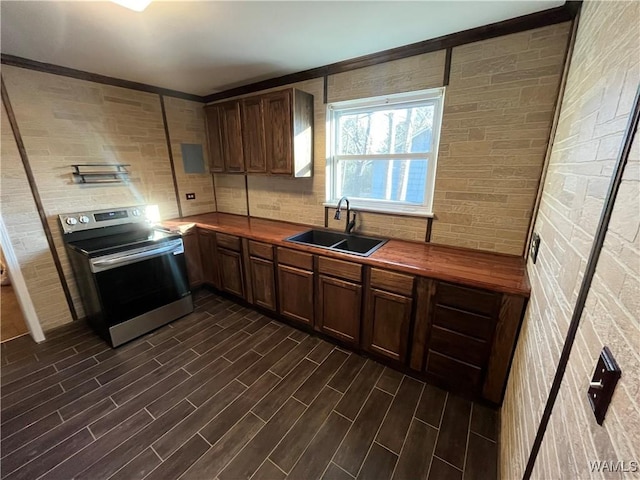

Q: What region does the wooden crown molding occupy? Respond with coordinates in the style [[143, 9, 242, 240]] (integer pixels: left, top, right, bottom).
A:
[[203, 2, 581, 103], [1, 2, 580, 104], [0, 54, 205, 102]]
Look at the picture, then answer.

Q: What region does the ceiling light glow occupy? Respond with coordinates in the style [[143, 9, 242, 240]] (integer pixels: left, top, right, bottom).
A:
[[111, 0, 152, 12]]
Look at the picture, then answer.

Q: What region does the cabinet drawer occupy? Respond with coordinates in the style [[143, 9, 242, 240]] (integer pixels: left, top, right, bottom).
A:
[[318, 256, 361, 283], [426, 351, 482, 393], [216, 232, 241, 251], [429, 326, 489, 367], [249, 240, 273, 260], [435, 282, 499, 316], [277, 247, 313, 270], [433, 304, 495, 341], [370, 268, 413, 296]]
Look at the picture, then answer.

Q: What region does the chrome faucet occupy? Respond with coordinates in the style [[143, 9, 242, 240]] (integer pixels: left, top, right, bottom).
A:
[[334, 196, 357, 234]]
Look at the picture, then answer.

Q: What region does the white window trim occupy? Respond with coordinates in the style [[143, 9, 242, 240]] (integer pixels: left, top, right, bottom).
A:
[[326, 88, 445, 216]]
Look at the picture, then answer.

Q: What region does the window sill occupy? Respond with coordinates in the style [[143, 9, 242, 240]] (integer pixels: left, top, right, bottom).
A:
[[323, 202, 434, 219]]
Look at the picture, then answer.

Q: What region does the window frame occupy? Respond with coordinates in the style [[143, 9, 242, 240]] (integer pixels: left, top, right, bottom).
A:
[[326, 88, 445, 216]]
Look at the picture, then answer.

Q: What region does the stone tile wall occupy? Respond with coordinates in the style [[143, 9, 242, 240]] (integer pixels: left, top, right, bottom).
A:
[[163, 96, 216, 217], [432, 23, 570, 254], [1, 104, 72, 330], [500, 1, 640, 478]]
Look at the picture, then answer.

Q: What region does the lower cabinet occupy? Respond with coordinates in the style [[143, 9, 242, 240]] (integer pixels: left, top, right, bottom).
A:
[[179, 228, 528, 406], [198, 228, 219, 289], [362, 268, 414, 364], [363, 288, 413, 363], [410, 280, 526, 404], [249, 256, 276, 311], [317, 275, 361, 346], [277, 264, 314, 326], [218, 247, 245, 299], [182, 229, 202, 289]]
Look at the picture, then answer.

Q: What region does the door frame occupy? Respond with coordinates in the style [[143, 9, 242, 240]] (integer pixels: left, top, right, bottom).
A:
[[0, 215, 45, 342]]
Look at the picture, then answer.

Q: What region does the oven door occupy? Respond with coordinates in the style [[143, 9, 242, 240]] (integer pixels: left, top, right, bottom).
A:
[[90, 239, 190, 327]]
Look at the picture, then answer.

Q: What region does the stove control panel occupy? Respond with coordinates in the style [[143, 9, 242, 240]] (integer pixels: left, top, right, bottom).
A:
[[59, 205, 154, 234]]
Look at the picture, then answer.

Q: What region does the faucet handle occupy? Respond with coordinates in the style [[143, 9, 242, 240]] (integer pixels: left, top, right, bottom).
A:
[[347, 211, 357, 234]]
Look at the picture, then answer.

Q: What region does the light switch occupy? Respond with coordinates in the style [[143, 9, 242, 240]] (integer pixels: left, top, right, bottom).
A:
[[588, 346, 621, 425]]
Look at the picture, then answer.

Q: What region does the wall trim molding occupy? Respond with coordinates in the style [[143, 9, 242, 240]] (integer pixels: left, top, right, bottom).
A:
[[523, 9, 581, 259], [203, 3, 580, 103], [0, 3, 580, 106], [159, 95, 184, 218], [0, 54, 205, 103], [1, 76, 78, 322]]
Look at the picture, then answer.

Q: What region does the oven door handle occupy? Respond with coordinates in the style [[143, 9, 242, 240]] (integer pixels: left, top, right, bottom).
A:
[[90, 239, 184, 273]]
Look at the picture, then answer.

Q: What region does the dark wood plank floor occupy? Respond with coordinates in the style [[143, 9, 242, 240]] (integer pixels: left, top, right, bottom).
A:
[[0, 290, 498, 480]]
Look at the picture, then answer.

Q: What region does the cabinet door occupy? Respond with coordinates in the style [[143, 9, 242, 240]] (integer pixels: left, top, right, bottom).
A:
[[263, 90, 292, 175], [218, 247, 245, 298], [241, 97, 267, 173], [363, 288, 412, 363], [198, 229, 219, 288], [182, 231, 202, 289], [318, 275, 361, 346], [204, 105, 225, 172], [250, 256, 276, 311], [277, 264, 313, 326], [219, 101, 245, 172]]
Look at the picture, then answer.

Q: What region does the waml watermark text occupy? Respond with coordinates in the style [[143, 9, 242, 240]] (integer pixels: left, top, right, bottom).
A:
[[588, 460, 639, 473]]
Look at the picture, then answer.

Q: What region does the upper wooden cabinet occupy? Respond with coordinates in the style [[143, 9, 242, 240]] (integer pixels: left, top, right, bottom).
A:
[[262, 90, 293, 175], [204, 88, 313, 177], [219, 101, 245, 173], [241, 96, 267, 173], [204, 106, 224, 172]]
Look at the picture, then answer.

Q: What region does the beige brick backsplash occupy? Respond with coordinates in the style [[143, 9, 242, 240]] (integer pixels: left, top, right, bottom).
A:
[[432, 24, 569, 255], [163, 96, 216, 217], [501, 1, 640, 479]]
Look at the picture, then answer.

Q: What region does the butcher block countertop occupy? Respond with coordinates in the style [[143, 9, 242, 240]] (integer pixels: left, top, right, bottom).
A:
[[165, 213, 530, 297]]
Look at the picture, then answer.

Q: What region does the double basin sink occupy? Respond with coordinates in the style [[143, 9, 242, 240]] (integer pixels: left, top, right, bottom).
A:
[[285, 229, 387, 257]]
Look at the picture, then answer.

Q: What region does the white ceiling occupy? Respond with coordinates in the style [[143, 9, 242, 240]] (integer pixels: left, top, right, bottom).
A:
[[1, 1, 565, 96]]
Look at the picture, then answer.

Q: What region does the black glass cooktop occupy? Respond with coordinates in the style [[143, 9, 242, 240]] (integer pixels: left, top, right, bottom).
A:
[[67, 228, 180, 257]]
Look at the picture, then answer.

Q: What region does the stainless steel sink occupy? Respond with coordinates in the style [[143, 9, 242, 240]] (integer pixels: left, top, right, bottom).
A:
[[285, 229, 387, 257]]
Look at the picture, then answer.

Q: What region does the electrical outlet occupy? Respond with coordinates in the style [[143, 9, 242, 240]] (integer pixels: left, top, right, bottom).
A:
[[186, 193, 196, 200], [530, 232, 541, 263]]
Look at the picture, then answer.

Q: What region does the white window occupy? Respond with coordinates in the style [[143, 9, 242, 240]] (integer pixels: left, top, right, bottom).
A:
[[326, 88, 444, 216]]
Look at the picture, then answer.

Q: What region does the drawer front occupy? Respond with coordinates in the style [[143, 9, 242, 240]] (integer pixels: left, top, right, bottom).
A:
[[216, 232, 241, 252], [429, 326, 490, 366], [426, 351, 483, 393], [432, 304, 495, 341], [318, 256, 362, 283], [249, 240, 273, 260], [435, 282, 499, 316], [370, 268, 414, 296], [277, 247, 313, 270]]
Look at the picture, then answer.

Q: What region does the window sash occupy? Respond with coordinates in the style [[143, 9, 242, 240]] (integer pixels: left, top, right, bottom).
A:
[[333, 157, 433, 209], [327, 89, 444, 215], [334, 153, 431, 162]]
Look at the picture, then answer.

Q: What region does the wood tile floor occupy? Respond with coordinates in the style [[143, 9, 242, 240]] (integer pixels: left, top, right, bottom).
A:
[[0, 289, 498, 480]]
